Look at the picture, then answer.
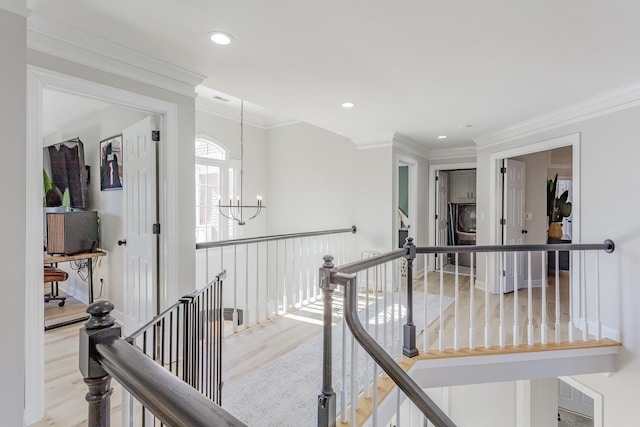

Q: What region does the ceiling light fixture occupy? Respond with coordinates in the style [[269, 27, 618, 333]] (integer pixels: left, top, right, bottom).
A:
[[437, 135, 448, 139], [218, 100, 265, 225], [341, 102, 355, 108], [209, 32, 233, 45], [459, 124, 473, 129]]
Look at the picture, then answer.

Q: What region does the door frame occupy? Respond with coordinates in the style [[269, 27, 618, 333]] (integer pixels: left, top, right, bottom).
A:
[[488, 133, 580, 293], [25, 65, 180, 423], [397, 155, 417, 243], [428, 161, 476, 271], [558, 376, 603, 427]]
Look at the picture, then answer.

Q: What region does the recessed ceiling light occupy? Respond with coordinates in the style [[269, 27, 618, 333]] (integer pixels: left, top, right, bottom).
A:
[[342, 102, 355, 108], [437, 135, 447, 139], [458, 124, 473, 129], [209, 32, 233, 45]]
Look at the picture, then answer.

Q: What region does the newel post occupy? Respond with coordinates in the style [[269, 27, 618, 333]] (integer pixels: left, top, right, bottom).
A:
[[318, 255, 337, 427], [403, 237, 419, 357], [79, 301, 122, 427]]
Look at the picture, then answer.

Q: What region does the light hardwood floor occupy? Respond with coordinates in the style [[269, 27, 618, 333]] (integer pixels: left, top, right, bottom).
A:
[[34, 269, 593, 426]]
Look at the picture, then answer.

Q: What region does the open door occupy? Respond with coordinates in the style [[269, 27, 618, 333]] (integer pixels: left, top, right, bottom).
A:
[[502, 159, 526, 292], [121, 115, 159, 332]]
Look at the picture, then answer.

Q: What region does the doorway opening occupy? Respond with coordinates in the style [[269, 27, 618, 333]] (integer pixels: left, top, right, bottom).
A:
[[489, 133, 580, 295], [428, 162, 477, 274], [26, 66, 180, 424]]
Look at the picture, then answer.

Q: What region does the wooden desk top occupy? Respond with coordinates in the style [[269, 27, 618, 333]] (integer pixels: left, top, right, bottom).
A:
[[44, 250, 107, 264]]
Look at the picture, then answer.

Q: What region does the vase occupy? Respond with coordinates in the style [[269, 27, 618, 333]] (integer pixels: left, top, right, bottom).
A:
[[548, 222, 563, 239]]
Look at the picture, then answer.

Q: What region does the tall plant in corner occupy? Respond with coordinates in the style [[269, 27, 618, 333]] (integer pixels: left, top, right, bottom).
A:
[[547, 173, 572, 238]]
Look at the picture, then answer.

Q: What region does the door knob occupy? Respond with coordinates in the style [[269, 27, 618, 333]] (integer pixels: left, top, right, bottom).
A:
[[117, 239, 127, 246], [521, 230, 528, 234]]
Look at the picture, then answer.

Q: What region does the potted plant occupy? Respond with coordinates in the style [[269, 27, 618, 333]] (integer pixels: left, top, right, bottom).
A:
[[547, 173, 572, 239]]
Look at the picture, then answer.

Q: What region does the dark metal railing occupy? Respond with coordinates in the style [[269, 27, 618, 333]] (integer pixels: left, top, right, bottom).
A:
[[318, 238, 616, 427], [196, 225, 357, 249], [79, 271, 244, 426]]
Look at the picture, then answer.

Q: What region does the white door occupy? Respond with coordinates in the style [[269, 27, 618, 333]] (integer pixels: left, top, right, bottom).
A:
[[502, 159, 526, 292], [122, 116, 158, 332]]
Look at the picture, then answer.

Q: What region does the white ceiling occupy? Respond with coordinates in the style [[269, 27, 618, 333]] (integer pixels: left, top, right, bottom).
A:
[[28, 1, 640, 149], [42, 89, 112, 138]]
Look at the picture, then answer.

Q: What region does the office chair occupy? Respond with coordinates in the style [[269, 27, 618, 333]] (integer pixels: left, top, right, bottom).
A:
[[44, 266, 67, 307]]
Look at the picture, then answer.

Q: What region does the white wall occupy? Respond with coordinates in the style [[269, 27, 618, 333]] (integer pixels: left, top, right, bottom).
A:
[[0, 8, 26, 426], [476, 105, 640, 425]]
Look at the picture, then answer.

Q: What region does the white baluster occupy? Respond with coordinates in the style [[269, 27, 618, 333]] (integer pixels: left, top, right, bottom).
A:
[[499, 253, 505, 348], [373, 364, 379, 426], [384, 262, 389, 352], [424, 254, 429, 353], [527, 251, 534, 346], [351, 335, 357, 423], [391, 259, 396, 359], [541, 251, 547, 345], [439, 253, 445, 352], [580, 250, 587, 341], [255, 244, 260, 323], [484, 253, 491, 349], [340, 310, 347, 423], [395, 386, 401, 427], [555, 250, 561, 343], [276, 241, 280, 315], [454, 253, 460, 351], [364, 267, 371, 399], [245, 244, 249, 327], [513, 252, 519, 347], [233, 245, 238, 333], [568, 251, 574, 342], [266, 242, 270, 320], [469, 252, 475, 350], [595, 251, 601, 340]]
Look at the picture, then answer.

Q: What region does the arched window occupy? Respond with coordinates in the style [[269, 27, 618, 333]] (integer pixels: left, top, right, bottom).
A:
[[195, 137, 236, 242]]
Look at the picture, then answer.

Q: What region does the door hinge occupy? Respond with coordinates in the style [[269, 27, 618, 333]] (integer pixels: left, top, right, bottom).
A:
[[153, 223, 161, 234], [500, 167, 507, 174], [435, 214, 438, 219], [152, 130, 160, 142], [435, 176, 439, 181], [500, 218, 506, 225]]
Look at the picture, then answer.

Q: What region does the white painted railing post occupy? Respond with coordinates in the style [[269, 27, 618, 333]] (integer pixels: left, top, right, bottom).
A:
[[424, 254, 429, 353], [540, 251, 547, 345], [513, 252, 519, 347], [499, 253, 505, 348], [469, 252, 475, 350], [581, 251, 588, 341], [568, 252, 573, 343], [555, 250, 561, 343], [484, 253, 491, 349], [454, 253, 460, 351], [527, 251, 534, 346], [595, 251, 602, 340], [439, 254, 445, 352]]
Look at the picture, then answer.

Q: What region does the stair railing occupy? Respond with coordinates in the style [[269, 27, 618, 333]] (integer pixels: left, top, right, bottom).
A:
[[196, 226, 356, 335], [318, 238, 615, 426], [79, 271, 243, 426]]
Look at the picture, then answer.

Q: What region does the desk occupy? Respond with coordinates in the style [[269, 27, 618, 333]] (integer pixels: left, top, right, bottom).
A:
[[43, 250, 106, 330], [44, 250, 106, 304]]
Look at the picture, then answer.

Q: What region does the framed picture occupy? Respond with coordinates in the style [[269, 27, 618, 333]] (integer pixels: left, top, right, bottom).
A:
[[100, 134, 123, 190]]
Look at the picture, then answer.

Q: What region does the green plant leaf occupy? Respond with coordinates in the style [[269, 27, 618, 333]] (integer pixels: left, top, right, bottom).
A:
[[62, 188, 71, 207]]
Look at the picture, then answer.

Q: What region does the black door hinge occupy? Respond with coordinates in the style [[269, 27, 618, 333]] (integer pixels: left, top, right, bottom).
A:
[[153, 223, 161, 234], [435, 176, 439, 181], [500, 218, 506, 225], [500, 167, 507, 174], [435, 214, 438, 219], [152, 131, 160, 142]]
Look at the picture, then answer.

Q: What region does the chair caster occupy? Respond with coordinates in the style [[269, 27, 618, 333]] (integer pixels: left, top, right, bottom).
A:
[[58, 301, 65, 307]]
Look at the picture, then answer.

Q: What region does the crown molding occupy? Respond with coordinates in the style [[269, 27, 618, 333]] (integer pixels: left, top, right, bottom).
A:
[[392, 133, 431, 160], [475, 81, 640, 147], [195, 96, 299, 130], [0, 0, 29, 17], [353, 133, 395, 150], [428, 145, 477, 160], [27, 14, 205, 97]]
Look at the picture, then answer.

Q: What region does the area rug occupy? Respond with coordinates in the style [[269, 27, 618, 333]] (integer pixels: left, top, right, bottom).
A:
[[223, 292, 454, 426]]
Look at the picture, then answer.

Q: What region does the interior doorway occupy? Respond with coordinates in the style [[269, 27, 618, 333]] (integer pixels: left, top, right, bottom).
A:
[[26, 66, 180, 424], [491, 134, 579, 295], [428, 162, 477, 273]]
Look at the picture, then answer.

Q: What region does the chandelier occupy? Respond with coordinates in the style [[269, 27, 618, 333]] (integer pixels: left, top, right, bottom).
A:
[[218, 99, 265, 225]]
